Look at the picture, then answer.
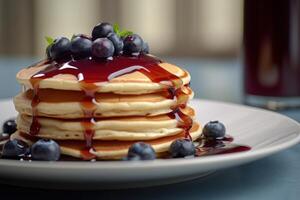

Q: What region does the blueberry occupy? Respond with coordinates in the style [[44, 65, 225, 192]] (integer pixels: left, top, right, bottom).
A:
[[2, 119, 17, 135], [31, 139, 60, 161], [92, 38, 115, 58], [92, 22, 113, 40], [2, 139, 29, 158], [123, 153, 141, 161], [202, 121, 226, 139], [123, 34, 144, 55], [49, 37, 71, 61], [72, 33, 91, 40], [169, 139, 195, 158], [46, 44, 52, 60], [127, 142, 156, 160], [142, 42, 149, 54], [70, 36, 92, 59], [107, 32, 124, 55]]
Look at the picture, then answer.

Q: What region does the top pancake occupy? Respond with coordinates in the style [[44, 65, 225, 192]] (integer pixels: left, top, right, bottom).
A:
[[16, 56, 191, 94]]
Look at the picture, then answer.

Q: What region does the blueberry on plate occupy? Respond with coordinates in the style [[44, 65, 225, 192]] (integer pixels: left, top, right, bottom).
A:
[[49, 37, 71, 61], [31, 139, 60, 161], [127, 142, 156, 160], [92, 38, 115, 58], [2, 139, 29, 159], [123, 153, 141, 161], [202, 121, 226, 139], [107, 32, 124, 55], [123, 34, 144, 55], [142, 42, 149, 54], [70, 36, 92, 59], [2, 118, 17, 135], [92, 22, 114, 40], [169, 139, 195, 158]]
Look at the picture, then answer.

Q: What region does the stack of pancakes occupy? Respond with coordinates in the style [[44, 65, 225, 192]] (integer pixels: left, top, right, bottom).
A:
[[12, 58, 201, 160]]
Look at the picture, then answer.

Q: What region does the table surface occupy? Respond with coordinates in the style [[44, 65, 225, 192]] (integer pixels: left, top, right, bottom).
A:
[[0, 57, 300, 200]]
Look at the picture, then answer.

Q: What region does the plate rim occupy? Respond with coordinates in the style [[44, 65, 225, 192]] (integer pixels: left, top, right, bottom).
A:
[[0, 98, 299, 170]]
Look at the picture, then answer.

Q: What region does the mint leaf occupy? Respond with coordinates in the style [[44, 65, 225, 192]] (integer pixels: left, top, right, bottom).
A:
[[71, 34, 77, 41], [113, 23, 120, 34], [113, 23, 133, 37], [119, 30, 133, 37], [45, 36, 54, 46]]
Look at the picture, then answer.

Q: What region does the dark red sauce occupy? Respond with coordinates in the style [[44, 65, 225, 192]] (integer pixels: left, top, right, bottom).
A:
[[168, 108, 193, 140], [167, 86, 194, 139], [80, 148, 96, 161], [32, 55, 181, 84], [29, 54, 192, 159], [29, 79, 41, 136], [195, 135, 251, 156]]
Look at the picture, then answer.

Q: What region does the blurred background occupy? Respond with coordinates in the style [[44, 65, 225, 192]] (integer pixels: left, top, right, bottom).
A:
[[0, 0, 242, 57], [0, 0, 299, 119]]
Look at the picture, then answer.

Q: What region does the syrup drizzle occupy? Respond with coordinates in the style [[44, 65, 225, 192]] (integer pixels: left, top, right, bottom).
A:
[[28, 61, 49, 135], [167, 86, 193, 139], [79, 83, 98, 159], [29, 55, 192, 159], [29, 79, 41, 135]]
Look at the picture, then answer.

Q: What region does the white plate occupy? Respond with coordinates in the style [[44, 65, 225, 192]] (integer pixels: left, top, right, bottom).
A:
[[0, 99, 299, 190]]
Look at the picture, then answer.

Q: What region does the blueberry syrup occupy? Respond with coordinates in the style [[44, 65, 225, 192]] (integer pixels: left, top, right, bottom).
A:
[[28, 54, 192, 160], [195, 135, 251, 156]]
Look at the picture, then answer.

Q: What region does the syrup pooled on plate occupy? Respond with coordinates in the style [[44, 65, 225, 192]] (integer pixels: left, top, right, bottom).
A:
[[29, 54, 193, 159], [195, 135, 251, 157]]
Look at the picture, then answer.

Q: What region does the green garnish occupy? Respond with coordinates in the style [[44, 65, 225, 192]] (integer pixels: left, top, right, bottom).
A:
[[113, 23, 133, 38], [71, 34, 77, 41], [113, 23, 120, 34], [119, 30, 133, 37], [45, 36, 54, 46]]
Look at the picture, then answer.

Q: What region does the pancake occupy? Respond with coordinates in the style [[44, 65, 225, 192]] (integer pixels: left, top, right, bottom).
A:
[[12, 54, 200, 160], [14, 87, 193, 118], [17, 59, 190, 94], [11, 122, 201, 160], [17, 106, 195, 141]]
